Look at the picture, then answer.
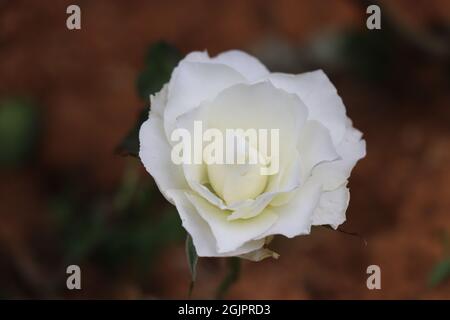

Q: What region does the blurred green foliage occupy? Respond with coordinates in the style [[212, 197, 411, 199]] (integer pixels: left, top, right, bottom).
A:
[[428, 233, 450, 287], [186, 234, 198, 297], [336, 29, 394, 83], [137, 41, 182, 100], [50, 42, 185, 280], [50, 162, 184, 275], [428, 258, 450, 287], [0, 97, 39, 167]]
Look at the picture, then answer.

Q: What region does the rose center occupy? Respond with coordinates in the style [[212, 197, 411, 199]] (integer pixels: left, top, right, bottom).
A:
[[206, 135, 268, 205]]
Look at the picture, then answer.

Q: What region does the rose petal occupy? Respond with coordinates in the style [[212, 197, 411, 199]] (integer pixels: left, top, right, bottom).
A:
[[227, 189, 283, 221], [139, 114, 188, 203], [186, 193, 278, 253], [311, 185, 350, 229], [150, 84, 168, 117], [265, 148, 301, 193], [212, 50, 270, 81], [204, 82, 308, 189], [311, 126, 366, 191], [164, 61, 246, 139], [189, 180, 228, 209], [181, 50, 270, 81], [176, 81, 307, 211], [204, 82, 307, 142], [298, 120, 340, 180], [167, 189, 266, 257], [266, 70, 347, 145], [239, 248, 279, 261], [257, 179, 322, 238]]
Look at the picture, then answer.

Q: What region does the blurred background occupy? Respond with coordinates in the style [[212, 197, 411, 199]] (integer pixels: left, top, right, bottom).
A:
[[0, 0, 449, 299]]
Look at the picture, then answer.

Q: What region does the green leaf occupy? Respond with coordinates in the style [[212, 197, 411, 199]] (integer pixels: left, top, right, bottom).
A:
[[137, 41, 181, 99], [215, 257, 241, 300], [428, 257, 450, 287], [185, 234, 198, 297]]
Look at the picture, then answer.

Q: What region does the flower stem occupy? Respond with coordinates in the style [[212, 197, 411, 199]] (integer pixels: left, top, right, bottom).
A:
[[215, 257, 241, 300]]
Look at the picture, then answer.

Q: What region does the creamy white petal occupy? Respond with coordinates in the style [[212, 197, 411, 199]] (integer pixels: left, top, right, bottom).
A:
[[266, 70, 347, 145], [176, 81, 307, 210], [265, 148, 301, 194], [227, 192, 274, 221], [164, 61, 246, 140], [173, 106, 209, 186], [176, 107, 278, 214], [298, 120, 339, 180], [204, 82, 308, 192], [150, 84, 168, 117], [139, 114, 188, 203], [190, 179, 295, 221], [181, 50, 269, 81], [258, 179, 323, 238], [167, 189, 266, 257], [204, 82, 307, 141], [311, 185, 349, 229], [269, 189, 297, 207], [186, 193, 278, 253], [212, 50, 270, 81], [239, 248, 279, 261], [189, 180, 228, 210], [182, 50, 210, 63], [311, 126, 366, 191]]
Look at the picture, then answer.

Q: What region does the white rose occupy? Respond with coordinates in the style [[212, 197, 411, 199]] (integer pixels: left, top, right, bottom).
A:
[[139, 50, 366, 261]]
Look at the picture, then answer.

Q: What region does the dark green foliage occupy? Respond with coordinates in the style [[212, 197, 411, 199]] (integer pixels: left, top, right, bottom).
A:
[[137, 41, 182, 100], [428, 258, 450, 287], [338, 30, 394, 83], [0, 97, 40, 167], [50, 163, 184, 275], [215, 257, 241, 299], [186, 234, 198, 297]]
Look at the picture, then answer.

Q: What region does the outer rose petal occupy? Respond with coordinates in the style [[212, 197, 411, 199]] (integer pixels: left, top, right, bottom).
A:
[[164, 61, 246, 139], [149, 84, 168, 117], [179, 50, 270, 81], [297, 120, 339, 181], [204, 82, 307, 143], [167, 189, 266, 257], [188, 179, 296, 221], [257, 179, 323, 238], [266, 70, 347, 145], [186, 193, 278, 253], [139, 114, 188, 203], [239, 248, 279, 261], [264, 148, 301, 194], [212, 50, 270, 81], [311, 185, 350, 229], [311, 125, 366, 191]]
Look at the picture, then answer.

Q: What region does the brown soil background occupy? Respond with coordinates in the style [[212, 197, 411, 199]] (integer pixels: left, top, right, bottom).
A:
[[0, 0, 449, 299]]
